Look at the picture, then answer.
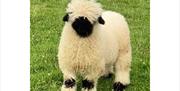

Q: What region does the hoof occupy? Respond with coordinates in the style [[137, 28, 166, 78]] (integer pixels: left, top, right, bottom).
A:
[[82, 79, 94, 89], [64, 78, 76, 88], [113, 82, 127, 91]]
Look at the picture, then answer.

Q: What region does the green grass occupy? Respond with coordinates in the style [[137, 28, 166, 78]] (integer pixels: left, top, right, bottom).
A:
[[30, 0, 150, 91]]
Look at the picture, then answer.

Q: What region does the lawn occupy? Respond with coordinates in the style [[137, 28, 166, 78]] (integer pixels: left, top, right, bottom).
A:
[[30, 0, 150, 91]]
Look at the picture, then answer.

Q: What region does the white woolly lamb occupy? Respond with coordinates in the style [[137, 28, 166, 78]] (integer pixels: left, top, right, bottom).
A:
[[58, 0, 131, 91]]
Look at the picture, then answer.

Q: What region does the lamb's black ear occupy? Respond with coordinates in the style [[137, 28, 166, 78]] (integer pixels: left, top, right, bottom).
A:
[[98, 16, 105, 25], [63, 14, 69, 22]]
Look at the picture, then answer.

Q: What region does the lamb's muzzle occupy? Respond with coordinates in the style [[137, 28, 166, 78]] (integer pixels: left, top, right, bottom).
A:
[[72, 16, 93, 37]]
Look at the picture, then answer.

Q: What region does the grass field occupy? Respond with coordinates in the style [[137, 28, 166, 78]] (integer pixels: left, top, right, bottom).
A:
[[30, 0, 150, 91]]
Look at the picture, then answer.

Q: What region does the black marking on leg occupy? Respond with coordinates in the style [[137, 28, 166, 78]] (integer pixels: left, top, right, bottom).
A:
[[82, 79, 94, 89], [113, 82, 127, 91], [64, 78, 75, 88]]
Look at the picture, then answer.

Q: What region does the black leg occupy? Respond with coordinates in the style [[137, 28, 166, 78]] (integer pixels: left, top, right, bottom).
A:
[[82, 79, 94, 89], [64, 78, 76, 88], [113, 82, 127, 91]]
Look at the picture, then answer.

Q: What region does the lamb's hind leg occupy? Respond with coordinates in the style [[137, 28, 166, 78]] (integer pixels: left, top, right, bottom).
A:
[[114, 47, 131, 91], [61, 72, 76, 91], [102, 64, 114, 78]]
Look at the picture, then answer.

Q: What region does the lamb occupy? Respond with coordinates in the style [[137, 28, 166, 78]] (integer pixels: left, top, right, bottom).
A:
[[58, 0, 131, 91]]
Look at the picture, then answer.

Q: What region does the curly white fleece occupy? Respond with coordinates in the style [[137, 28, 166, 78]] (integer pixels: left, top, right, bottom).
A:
[[58, 10, 131, 78], [58, 0, 131, 91], [66, 0, 103, 23]]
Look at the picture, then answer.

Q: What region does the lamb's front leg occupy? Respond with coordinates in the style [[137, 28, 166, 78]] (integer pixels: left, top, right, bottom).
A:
[[114, 47, 131, 91], [81, 66, 104, 91], [81, 75, 99, 91], [61, 72, 76, 91], [82, 79, 97, 91]]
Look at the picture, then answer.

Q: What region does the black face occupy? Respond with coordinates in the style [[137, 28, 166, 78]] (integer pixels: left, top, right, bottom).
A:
[[72, 17, 93, 37], [63, 14, 105, 37]]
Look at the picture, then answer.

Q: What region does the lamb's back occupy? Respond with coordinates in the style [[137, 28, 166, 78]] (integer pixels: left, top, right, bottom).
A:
[[101, 11, 130, 51]]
